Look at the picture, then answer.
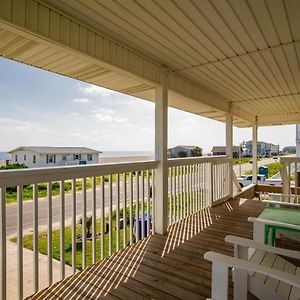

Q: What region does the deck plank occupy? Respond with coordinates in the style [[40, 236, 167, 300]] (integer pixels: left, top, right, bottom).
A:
[[26, 198, 265, 300]]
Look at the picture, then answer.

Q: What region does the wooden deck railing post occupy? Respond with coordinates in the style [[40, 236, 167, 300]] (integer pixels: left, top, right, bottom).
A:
[[154, 67, 168, 235], [210, 162, 214, 206], [226, 111, 233, 198], [281, 162, 290, 201], [252, 119, 258, 184]]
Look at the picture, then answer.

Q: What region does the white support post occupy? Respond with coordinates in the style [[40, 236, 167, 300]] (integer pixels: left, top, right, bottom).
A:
[[155, 68, 168, 235], [226, 112, 233, 197], [252, 120, 258, 184]]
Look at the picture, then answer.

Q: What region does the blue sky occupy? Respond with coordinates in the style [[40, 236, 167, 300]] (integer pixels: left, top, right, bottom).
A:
[[0, 57, 296, 153]]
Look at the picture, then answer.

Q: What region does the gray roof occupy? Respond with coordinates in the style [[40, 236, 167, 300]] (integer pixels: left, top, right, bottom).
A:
[[169, 145, 196, 151], [212, 146, 240, 153], [9, 146, 101, 154]]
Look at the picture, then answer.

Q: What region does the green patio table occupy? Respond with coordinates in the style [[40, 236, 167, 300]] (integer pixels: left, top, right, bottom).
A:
[[259, 207, 300, 246]]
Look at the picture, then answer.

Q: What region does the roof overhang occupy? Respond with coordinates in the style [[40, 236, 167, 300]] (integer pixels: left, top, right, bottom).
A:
[[1, 0, 299, 127]]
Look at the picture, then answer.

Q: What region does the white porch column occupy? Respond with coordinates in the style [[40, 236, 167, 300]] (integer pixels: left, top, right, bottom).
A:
[[226, 112, 233, 197], [252, 120, 258, 184], [154, 68, 168, 235]]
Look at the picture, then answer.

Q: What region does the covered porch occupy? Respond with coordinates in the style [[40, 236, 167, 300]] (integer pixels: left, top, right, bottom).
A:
[[28, 197, 264, 300], [1, 1, 300, 299]]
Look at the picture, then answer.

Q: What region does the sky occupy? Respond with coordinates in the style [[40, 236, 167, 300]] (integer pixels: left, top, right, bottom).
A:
[[0, 57, 296, 153]]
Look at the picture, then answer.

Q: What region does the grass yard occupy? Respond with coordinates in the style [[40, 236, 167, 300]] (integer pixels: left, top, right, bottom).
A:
[[5, 174, 129, 204], [232, 157, 251, 165], [11, 192, 204, 269], [13, 223, 131, 270], [244, 162, 281, 177], [5, 171, 154, 204], [11, 210, 133, 270]]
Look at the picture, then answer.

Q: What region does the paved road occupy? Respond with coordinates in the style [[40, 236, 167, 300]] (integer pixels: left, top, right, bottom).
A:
[[233, 157, 277, 177], [6, 179, 151, 236], [6, 158, 276, 236]]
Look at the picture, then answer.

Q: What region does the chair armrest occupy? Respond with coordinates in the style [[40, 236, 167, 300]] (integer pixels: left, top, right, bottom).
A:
[[248, 217, 300, 231], [225, 235, 300, 260], [262, 200, 300, 207], [204, 251, 300, 289], [269, 193, 298, 198]]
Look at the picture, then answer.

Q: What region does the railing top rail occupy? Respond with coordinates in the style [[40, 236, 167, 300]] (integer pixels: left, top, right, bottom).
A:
[[0, 160, 159, 188], [167, 155, 230, 167], [280, 156, 300, 164]]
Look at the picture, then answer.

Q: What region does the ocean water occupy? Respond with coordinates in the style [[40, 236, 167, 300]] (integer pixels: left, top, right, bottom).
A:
[[0, 152, 10, 162], [0, 151, 154, 162], [99, 151, 154, 158]]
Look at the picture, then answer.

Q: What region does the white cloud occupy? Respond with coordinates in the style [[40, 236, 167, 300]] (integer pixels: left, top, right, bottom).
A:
[[0, 117, 48, 133], [95, 113, 128, 123], [94, 108, 115, 115], [78, 83, 115, 97], [73, 98, 90, 103]]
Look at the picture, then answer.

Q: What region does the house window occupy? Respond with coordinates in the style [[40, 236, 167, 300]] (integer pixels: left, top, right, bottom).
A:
[[33, 155, 36, 164], [47, 154, 56, 163], [87, 154, 93, 161], [62, 155, 67, 161], [24, 155, 26, 161], [15, 155, 18, 162], [73, 154, 81, 160]]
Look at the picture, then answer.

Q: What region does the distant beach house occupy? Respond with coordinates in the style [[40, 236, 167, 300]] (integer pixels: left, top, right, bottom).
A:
[[211, 146, 240, 158], [168, 145, 196, 158], [9, 146, 101, 168]]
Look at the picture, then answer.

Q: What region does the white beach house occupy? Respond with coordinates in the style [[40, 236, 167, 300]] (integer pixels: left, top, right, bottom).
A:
[[9, 146, 100, 168]]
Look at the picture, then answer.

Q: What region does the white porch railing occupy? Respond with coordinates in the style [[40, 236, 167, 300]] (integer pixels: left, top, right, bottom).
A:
[[0, 156, 232, 299], [168, 156, 232, 225], [0, 161, 157, 300], [280, 156, 300, 196]]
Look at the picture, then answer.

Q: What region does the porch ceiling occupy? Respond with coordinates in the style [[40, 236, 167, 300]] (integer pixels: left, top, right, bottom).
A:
[[1, 0, 300, 127]]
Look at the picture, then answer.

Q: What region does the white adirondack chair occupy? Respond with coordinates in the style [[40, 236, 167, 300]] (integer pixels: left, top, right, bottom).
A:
[[204, 235, 300, 300], [262, 193, 300, 205], [249, 216, 300, 245], [250, 196, 300, 244]]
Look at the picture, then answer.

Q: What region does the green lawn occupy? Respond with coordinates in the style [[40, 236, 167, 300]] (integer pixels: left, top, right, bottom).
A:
[[244, 162, 281, 177], [11, 208, 134, 270], [5, 174, 121, 204], [5, 171, 154, 204], [232, 157, 251, 165], [11, 192, 204, 269], [12, 222, 131, 270]]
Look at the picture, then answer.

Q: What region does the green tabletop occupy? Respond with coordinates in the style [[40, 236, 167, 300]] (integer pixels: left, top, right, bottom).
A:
[[259, 207, 300, 226]]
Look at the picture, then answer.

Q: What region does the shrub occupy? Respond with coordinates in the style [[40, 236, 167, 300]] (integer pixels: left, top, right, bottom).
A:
[[0, 163, 28, 170]]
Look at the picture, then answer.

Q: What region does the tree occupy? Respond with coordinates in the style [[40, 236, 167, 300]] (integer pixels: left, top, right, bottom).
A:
[[191, 147, 202, 157], [177, 151, 187, 158], [79, 215, 93, 238]]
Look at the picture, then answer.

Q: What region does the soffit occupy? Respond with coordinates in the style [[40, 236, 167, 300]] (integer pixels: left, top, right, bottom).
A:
[[42, 0, 300, 126]]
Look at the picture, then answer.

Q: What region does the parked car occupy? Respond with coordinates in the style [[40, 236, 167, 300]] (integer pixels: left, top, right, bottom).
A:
[[238, 174, 266, 187], [265, 178, 282, 186], [238, 174, 282, 188]]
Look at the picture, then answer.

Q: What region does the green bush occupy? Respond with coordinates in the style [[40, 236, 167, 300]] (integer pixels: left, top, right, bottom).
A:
[[0, 163, 28, 170]]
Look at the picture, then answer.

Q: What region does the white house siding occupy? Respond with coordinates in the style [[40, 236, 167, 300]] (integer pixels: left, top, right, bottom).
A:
[[10, 149, 99, 168]]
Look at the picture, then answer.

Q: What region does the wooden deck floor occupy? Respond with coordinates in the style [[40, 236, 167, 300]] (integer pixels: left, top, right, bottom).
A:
[[27, 198, 265, 300]]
